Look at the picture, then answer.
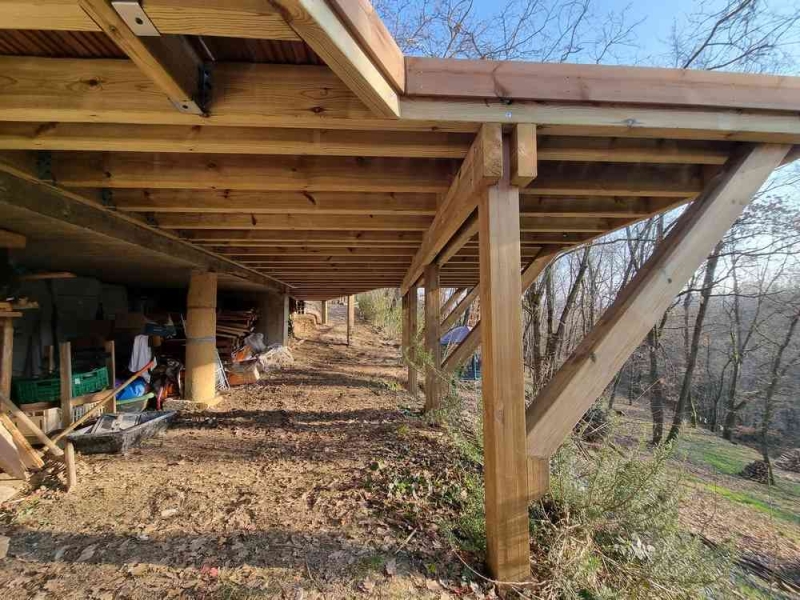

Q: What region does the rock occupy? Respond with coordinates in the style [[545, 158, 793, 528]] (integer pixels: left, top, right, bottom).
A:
[[359, 578, 375, 592], [161, 508, 179, 518], [54, 546, 69, 561], [78, 544, 97, 562], [0, 535, 9, 559], [384, 558, 397, 577]]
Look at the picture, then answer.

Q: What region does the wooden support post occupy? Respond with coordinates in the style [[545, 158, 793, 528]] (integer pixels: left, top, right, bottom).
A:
[[321, 300, 328, 325], [347, 295, 355, 345], [259, 292, 289, 346], [59, 341, 73, 428], [185, 271, 218, 404], [64, 441, 77, 491], [402, 289, 419, 394], [528, 457, 549, 502], [424, 264, 442, 412], [478, 133, 531, 582], [0, 317, 13, 400], [526, 143, 791, 459], [104, 340, 116, 413]]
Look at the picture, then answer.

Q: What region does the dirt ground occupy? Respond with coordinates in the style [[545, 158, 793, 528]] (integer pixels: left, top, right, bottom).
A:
[[0, 304, 485, 600]]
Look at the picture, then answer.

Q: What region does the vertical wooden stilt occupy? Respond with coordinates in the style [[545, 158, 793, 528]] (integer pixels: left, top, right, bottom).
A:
[[346, 295, 355, 345], [59, 341, 73, 428], [104, 340, 116, 413], [0, 318, 13, 401], [64, 441, 77, 491], [402, 289, 419, 394], [479, 134, 531, 582], [424, 264, 442, 412], [321, 300, 328, 325], [185, 271, 218, 404], [528, 458, 549, 502]]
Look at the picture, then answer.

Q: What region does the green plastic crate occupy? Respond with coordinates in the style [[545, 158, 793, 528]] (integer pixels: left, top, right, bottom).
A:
[[12, 367, 109, 404]]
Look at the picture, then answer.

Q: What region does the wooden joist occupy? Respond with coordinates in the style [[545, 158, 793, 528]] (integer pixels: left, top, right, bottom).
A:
[[110, 190, 438, 214], [525, 143, 791, 459], [78, 0, 205, 115], [520, 196, 682, 218], [42, 151, 456, 193], [0, 228, 25, 248], [155, 213, 433, 231], [401, 124, 503, 294], [405, 57, 800, 113], [0, 123, 472, 158], [184, 230, 424, 245], [272, 0, 400, 117], [0, 170, 287, 291]]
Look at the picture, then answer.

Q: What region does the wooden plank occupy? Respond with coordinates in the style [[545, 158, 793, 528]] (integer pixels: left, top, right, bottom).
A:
[[0, 318, 13, 400], [327, 0, 405, 92], [511, 124, 537, 187], [143, 0, 300, 40], [0, 228, 25, 249], [0, 413, 43, 470], [0, 420, 27, 480], [405, 57, 800, 113], [538, 136, 730, 164], [110, 190, 438, 214], [440, 287, 467, 317], [0, 394, 63, 457], [526, 143, 790, 459], [436, 213, 478, 267], [424, 264, 442, 412], [321, 300, 328, 324], [64, 441, 77, 491], [401, 124, 503, 294], [441, 286, 478, 332], [104, 340, 116, 413], [477, 134, 530, 581], [346, 294, 355, 345], [184, 230, 424, 245], [272, 0, 400, 117], [520, 196, 680, 218], [46, 152, 455, 193], [0, 0, 100, 30], [402, 289, 418, 394], [59, 341, 72, 429], [223, 247, 419, 257], [155, 214, 433, 231], [0, 170, 286, 291], [0, 122, 471, 158], [78, 0, 205, 115], [528, 457, 549, 502]]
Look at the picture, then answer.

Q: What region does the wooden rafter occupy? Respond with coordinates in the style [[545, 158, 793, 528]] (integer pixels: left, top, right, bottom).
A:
[[526, 143, 791, 459]]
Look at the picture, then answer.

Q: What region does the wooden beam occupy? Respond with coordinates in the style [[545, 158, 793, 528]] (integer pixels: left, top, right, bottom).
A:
[[538, 136, 730, 164], [0, 170, 286, 291], [110, 190, 438, 214], [156, 213, 433, 231], [222, 246, 419, 257], [0, 123, 471, 158], [424, 264, 442, 411], [405, 57, 800, 113], [0, 0, 98, 29], [436, 212, 478, 267], [520, 196, 681, 218], [44, 152, 455, 193], [104, 340, 116, 413], [526, 143, 790, 459], [347, 294, 355, 345], [440, 287, 467, 317], [478, 133, 530, 582], [511, 124, 537, 187], [59, 341, 72, 428], [442, 286, 478, 332], [183, 230, 423, 245], [327, 0, 405, 92], [401, 124, 503, 294], [185, 271, 218, 403], [0, 228, 25, 248], [402, 288, 419, 394], [78, 0, 205, 115], [272, 0, 400, 117]]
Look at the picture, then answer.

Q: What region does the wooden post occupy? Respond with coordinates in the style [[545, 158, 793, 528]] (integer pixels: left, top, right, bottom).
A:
[[64, 441, 77, 491], [402, 289, 419, 394], [478, 133, 531, 582], [59, 341, 73, 428], [321, 300, 328, 324], [424, 264, 442, 412], [258, 292, 289, 346], [346, 295, 355, 345], [104, 340, 116, 413], [0, 317, 13, 401], [185, 271, 218, 404]]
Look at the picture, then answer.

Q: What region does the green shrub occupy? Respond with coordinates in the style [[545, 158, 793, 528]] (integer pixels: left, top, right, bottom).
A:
[[356, 289, 402, 337]]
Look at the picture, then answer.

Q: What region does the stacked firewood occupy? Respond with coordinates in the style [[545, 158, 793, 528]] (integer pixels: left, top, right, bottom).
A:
[[739, 460, 774, 485], [215, 309, 258, 356], [775, 448, 800, 473]]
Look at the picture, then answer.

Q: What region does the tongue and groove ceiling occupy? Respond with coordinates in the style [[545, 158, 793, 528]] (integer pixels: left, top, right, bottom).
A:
[[0, 0, 797, 298]]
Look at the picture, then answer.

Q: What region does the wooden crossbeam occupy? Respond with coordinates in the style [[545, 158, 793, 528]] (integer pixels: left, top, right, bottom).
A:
[[111, 190, 438, 214], [183, 230, 424, 245], [436, 212, 478, 267], [0, 228, 26, 248], [221, 247, 419, 257], [272, 0, 400, 117], [440, 287, 467, 317], [0, 171, 286, 291], [0, 123, 472, 158], [78, 0, 205, 115], [401, 124, 503, 294], [525, 143, 790, 459], [442, 286, 478, 331], [520, 196, 682, 218], [43, 151, 455, 193], [156, 214, 433, 231]]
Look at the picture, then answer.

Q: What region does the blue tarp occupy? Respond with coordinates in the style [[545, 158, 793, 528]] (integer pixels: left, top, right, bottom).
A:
[[440, 325, 471, 345]]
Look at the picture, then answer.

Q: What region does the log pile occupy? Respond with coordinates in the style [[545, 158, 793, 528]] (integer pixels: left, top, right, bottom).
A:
[[774, 448, 800, 473], [215, 309, 258, 357], [739, 460, 774, 485]]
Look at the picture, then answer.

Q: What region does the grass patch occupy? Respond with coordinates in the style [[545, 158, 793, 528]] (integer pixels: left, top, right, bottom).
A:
[[697, 481, 800, 526]]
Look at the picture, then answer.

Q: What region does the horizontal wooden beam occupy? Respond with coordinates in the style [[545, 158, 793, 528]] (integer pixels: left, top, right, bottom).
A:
[[42, 152, 455, 193], [0, 171, 286, 291], [520, 196, 681, 218], [406, 57, 800, 113], [401, 124, 503, 294], [110, 190, 437, 214], [525, 144, 790, 459], [156, 213, 432, 231], [0, 122, 471, 158], [272, 0, 399, 117], [538, 136, 730, 164], [0, 228, 26, 248], [182, 230, 424, 245], [220, 246, 419, 256]]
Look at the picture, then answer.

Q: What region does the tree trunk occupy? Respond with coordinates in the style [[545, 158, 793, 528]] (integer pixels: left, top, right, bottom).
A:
[[648, 327, 665, 445]]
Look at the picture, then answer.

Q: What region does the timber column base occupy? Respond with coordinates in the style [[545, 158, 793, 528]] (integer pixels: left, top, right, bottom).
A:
[[184, 271, 218, 404]]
